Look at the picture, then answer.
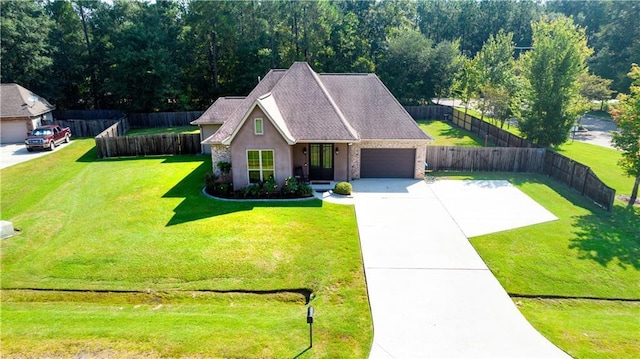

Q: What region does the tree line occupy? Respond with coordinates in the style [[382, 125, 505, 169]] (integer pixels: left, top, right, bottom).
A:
[[1, 0, 637, 114]]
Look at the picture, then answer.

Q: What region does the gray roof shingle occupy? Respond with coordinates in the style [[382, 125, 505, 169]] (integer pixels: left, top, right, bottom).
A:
[[190, 97, 246, 125], [319, 73, 432, 140], [1, 83, 55, 119], [201, 62, 432, 144]]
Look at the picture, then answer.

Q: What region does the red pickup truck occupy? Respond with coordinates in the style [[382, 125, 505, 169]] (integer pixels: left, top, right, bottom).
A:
[[25, 125, 71, 152]]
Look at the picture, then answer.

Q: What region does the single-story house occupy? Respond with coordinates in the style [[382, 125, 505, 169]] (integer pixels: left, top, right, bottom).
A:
[[1, 83, 55, 144], [192, 62, 433, 188]]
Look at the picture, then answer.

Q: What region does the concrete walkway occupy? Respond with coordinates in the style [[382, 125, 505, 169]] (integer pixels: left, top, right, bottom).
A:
[[351, 179, 569, 359]]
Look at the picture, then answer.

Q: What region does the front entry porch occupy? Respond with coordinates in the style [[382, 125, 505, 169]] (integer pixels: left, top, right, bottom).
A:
[[308, 143, 334, 181]]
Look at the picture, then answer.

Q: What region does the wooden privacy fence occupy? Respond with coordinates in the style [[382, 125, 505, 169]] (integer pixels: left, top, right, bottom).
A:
[[404, 105, 452, 121], [95, 117, 129, 139], [95, 134, 200, 158], [128, 111, 204, 128], [425, 146, 616, 211], [425, 146, 546, 173], [543, 151, 616, 211], [451, 108, 537, 148], [53, 110, 127, 138], [54, 118, 122, 138]]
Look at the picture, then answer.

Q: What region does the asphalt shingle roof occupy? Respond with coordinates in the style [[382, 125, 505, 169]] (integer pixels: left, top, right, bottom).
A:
[[200, 62, 432, 144], [190, 97, 246, 125], [0, 83, 55, 119]]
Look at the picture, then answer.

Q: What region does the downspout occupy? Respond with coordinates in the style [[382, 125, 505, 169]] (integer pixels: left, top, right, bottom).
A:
[[347, 143, 352, 182]]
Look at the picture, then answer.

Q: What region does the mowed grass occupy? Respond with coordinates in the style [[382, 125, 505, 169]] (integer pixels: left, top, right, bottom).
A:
[[125, 125, 199, 136], [0, 139, 372, 358], [555, 141, 634, 197], [518, 299, 640, 359], [417, 120, 487, 146], [439, 172, 639, 358]]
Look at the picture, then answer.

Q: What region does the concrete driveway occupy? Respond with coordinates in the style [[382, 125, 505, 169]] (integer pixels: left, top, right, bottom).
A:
[[351, 179, 569, 358], [0, 142, 71, 170]]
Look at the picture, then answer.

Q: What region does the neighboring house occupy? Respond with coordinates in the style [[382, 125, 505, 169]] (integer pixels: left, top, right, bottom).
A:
[[192, 62, 433, 189], [0, 83, 55, 144]]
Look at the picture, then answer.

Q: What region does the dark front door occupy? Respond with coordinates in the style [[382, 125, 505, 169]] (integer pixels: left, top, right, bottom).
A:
[[309, 143, 334, 180]]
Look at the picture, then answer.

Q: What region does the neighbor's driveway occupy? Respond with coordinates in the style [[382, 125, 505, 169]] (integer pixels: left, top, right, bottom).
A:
[[351, 179, 569, 358], [0, 142, 71, 170]]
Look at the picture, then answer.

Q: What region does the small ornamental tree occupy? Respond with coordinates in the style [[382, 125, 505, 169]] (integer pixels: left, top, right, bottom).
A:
[[609, 64, 640, 205]]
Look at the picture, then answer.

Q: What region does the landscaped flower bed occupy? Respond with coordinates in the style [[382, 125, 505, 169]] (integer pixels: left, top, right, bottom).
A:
[[205, 173, 314, 199]]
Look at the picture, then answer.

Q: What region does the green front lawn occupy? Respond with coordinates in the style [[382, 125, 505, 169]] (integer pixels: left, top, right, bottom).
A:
[[440, 172, 640, 358], [518, 299, 640, 359], [0, 139, 372, 358]]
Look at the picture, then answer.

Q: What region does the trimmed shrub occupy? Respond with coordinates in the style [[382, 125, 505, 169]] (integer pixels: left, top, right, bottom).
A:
[[334, 181, 352, 195], [216, 161, 232, 174], [297, 182, 313, 197], [281, 177, 299, 196], [204, 174, 313, 199], [260, 177, 278, 197], [204, 172, 219, 193]]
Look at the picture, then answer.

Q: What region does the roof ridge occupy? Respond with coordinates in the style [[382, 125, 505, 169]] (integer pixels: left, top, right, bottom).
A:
[[319, 73, 371, 76], [306, 64, 360, 141]]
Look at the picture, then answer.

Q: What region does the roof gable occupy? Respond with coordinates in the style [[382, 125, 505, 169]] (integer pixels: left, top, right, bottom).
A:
[[222, 93, 295, 145], [204, 69, 286, 143], [1, 83, 55, 118], [269, 62, 359, 142]]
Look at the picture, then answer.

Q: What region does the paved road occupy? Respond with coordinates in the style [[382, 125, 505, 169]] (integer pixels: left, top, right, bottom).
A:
[[573, 115, 618, 149], [351, 179, 569, 359]]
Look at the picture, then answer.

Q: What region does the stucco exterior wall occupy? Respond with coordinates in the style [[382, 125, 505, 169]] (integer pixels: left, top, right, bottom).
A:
[[230, 107, 292, 188], [200, 124, 221, 154], [333, 143, 349, 182], [350, 140, 426, 179]]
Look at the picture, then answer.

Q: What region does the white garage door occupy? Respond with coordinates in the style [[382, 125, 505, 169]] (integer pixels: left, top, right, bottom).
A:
[[361, 148, 416, 178], [1, 121, 29, 144]]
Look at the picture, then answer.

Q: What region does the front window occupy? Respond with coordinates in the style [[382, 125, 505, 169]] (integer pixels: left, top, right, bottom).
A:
[[254, 118, 264, 135], [247, 150, 274, 183]]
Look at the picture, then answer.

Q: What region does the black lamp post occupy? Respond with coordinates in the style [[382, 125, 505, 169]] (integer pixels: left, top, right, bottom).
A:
[[307, 306, 314, 348]]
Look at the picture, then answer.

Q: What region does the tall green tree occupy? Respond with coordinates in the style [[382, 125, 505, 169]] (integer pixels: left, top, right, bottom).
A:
[[550, 0, 638, 94], [609, 64, 640, 206], [474, 30, 517, 126], [519, 16, 592, 147], [578, 72, 613, 111], [453, 57, 481, 114], [377, 29, 433, 104], [102, 1, 181, 112], [44, 0, 89, 109], [429, 40, 463, 104], [0, 0, 53, 90]]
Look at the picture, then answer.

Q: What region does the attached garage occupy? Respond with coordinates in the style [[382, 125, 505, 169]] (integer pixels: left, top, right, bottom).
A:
[[360, 148, 416, 178], [1, 84, 54, 144], [0, 120, 29, 144]]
